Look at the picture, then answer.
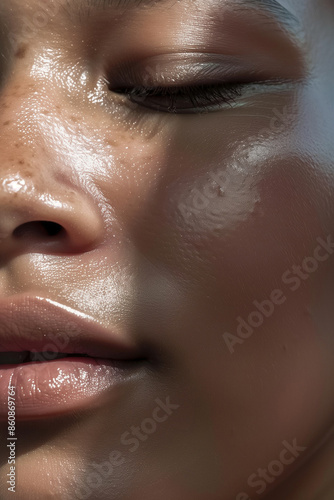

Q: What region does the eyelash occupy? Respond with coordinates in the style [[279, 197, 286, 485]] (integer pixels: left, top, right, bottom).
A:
[[111, 83, 245, 114]]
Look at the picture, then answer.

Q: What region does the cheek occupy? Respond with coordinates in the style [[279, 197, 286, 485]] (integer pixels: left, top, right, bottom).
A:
[[132, 87, 334, 321], [123, 89, 334, 493]]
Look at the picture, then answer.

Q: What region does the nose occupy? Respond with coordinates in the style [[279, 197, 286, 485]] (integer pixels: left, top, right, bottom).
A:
[[0, 92, 104, 260], [0, 170, 104, 258]]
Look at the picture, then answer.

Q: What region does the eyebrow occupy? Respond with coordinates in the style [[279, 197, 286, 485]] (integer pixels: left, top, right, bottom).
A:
[[238, 0, 300, 30], [62, 0, 161, 18], [64, 0, 300, 31]]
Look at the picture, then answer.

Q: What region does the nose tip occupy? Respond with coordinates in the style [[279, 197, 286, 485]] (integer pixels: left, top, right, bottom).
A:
[[0, 172, 104, 257]]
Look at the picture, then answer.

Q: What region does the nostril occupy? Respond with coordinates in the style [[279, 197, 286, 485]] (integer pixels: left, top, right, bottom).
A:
[[13, 221, 65, 239], [41, 221, 64, 237]]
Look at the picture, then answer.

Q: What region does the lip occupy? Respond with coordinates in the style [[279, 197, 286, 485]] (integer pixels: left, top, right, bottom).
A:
[[0, 294, 146, 420]]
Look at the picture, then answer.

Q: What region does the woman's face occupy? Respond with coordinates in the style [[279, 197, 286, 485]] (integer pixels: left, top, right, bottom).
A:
[[0, 0, 333, 499]]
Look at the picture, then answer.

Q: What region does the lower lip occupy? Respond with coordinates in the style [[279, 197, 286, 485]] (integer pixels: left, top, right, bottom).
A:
[[0, 358, 136, 420]]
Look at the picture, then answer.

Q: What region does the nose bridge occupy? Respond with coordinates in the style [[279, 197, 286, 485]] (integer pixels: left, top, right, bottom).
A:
[[0, 66, 105, 255]]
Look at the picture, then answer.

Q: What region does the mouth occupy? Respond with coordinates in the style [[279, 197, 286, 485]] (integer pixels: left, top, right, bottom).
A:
[[0, 295, 147, 420], [0, 351, 91, 364]]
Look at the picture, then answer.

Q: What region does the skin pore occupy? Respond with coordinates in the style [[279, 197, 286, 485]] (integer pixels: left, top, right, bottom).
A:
[[0, 0, 333, 498]]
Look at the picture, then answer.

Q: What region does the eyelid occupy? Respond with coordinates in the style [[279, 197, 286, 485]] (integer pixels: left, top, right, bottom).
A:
[[107, 52, 276, 89]]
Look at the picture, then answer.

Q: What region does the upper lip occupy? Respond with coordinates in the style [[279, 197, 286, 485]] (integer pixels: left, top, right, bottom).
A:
[[0, 294, 144, 360]]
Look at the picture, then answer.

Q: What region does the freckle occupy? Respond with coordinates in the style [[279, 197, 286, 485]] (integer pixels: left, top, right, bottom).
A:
[[15, 143, 20, 148], [42, 110, 50, 115], [15, 43, 28, 59], [22, 169, 33, 177], [18, 160, 25, 165], [3, 120, 10, 126], [70, 116, 78, 122], [106, 139, 117, 147]]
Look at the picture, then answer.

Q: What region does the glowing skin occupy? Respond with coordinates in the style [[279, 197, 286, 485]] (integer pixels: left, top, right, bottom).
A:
[[0, 0, 333, 498]]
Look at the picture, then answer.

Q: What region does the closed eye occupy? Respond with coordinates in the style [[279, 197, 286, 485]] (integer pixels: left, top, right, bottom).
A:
[[110, 83, 246, 114]]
